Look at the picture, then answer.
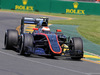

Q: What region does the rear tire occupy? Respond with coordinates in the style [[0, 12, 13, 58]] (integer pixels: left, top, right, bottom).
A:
[[20, 33, 33, 56], [70, 37, 83, 60], [4, 29, 18, 49]]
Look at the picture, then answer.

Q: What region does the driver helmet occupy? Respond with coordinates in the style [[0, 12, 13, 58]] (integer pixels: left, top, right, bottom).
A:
[[42, 27, 50, 31]]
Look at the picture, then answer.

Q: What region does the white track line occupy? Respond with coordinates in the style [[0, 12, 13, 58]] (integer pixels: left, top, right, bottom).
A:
[[0, 51, 89, 75]]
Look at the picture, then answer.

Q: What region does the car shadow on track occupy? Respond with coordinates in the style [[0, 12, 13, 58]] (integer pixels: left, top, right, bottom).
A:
[[2, 48, 83, 62], [19, 54, 83, 62]]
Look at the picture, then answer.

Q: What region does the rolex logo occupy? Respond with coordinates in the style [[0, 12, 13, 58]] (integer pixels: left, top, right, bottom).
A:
[[22, 0, 28, 5], [73, 2, 79, 9]]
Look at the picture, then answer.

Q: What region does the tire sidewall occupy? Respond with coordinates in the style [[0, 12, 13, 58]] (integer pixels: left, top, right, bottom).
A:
[[4, 29, 18, 49], [70, 37, 83, 59], [20, 33, 33, 55]]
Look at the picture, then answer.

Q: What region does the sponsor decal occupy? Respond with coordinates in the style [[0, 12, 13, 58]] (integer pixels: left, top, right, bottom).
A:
[[22, 0, 28, 5], [15, 0, 33, 11], [66, 2, 85, 15]]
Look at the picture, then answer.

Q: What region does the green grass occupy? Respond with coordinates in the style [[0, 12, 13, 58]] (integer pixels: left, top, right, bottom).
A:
[[50, 15, 100, 45], [1, 9, 100, 45]]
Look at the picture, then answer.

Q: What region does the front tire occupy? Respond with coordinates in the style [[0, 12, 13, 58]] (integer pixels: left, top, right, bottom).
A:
[[70, 37, 83, 60]]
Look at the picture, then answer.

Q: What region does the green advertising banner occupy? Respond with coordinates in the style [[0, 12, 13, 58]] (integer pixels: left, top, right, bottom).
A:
[[0, 0, 100, 15], [34, 0, 51, 12], [14, 0, 34, 11], [0, 0, 1, 9], [51, 1, 86, 15], [1, 0, 34, 11], [1, 0, 15, 9], [50, 1, 100, 15]]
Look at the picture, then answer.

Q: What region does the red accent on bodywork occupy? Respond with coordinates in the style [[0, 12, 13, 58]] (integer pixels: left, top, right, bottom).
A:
[[56, 29, 62, 32], [33, 28, 38, 30], [35, 33, 62, 54]]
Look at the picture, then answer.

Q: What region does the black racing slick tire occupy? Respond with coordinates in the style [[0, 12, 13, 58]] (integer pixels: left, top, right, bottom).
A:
[[20, 33, 33, 56], [70, 37, 83, 60], [4, 29, 18, 49]]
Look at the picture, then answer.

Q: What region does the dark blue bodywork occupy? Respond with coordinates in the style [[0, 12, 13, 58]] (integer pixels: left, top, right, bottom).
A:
[[47, 34, 60, 52], [27, 33, 62, 55]]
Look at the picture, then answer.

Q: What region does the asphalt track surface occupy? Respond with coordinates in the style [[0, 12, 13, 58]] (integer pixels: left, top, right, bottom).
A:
[[0, 12, 100, 75]]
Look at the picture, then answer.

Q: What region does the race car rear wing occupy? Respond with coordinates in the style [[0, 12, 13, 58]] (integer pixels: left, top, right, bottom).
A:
[[21, 17, 38, 25], [20, 17, 49, 34], [20, 17, 39, 34], [21, 17, 48, 25]]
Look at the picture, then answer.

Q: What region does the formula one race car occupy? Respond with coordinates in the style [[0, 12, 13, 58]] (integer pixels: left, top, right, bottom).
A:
[[4, 17, 83, 60]]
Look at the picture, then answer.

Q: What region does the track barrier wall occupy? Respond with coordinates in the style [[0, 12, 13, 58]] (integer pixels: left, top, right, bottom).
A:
[[0, 0, 100, 15]]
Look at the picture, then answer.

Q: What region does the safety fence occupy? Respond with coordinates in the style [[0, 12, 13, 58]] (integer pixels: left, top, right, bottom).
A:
[[0, 0, 100, 15]]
